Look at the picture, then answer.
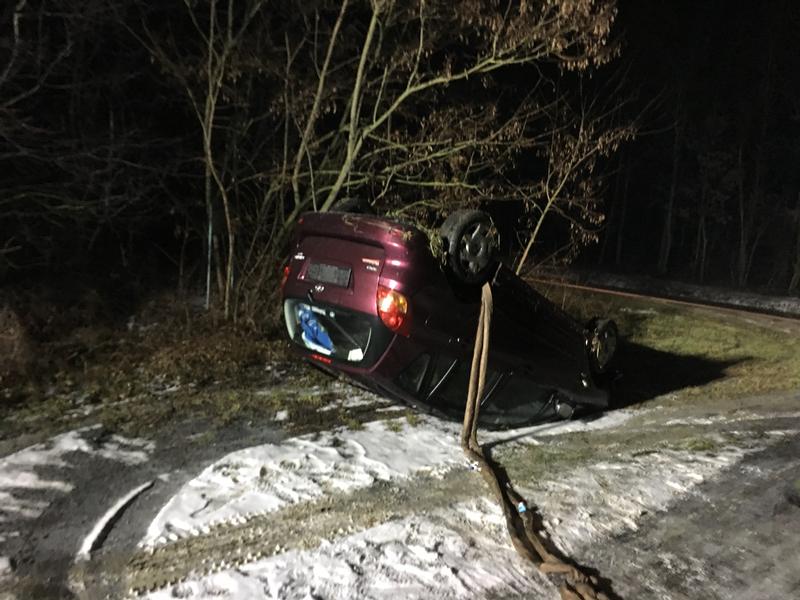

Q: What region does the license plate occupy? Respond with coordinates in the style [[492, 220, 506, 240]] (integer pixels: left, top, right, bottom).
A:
[[307, 262, 351, 287]]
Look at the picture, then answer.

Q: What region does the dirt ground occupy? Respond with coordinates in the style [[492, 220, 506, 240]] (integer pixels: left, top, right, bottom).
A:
[[2, 292, 799, 599]]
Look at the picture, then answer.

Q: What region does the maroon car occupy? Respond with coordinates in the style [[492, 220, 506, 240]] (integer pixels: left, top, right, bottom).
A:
[[281, 210, 617, 427]]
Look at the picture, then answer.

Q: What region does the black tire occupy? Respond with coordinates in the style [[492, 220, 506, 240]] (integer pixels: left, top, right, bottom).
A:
[[439, 210, 499, 285], [586, 318, 618, 375]]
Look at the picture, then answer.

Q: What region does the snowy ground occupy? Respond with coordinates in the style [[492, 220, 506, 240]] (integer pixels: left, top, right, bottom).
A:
[[539, 269, 800, 318], [141, 411, 633, 549], [0, 428, 154, 589], [1, 392, 798, 599], [133, 408, 787, 600]]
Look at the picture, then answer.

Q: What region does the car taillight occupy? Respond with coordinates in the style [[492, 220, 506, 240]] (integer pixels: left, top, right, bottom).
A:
[[280, 264, 291, 290], [377, 285, 409, 335], [309, 352, 332, 364]]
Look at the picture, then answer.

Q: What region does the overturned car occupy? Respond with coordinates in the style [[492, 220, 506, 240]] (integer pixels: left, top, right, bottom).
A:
[[281, 209, 617, 427]]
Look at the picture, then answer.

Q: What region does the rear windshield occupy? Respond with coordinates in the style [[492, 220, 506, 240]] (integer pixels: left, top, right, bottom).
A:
[[284, 299, 389, 365]]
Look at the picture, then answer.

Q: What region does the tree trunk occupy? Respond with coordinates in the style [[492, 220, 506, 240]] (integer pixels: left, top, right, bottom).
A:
[[657, 111, 682, 275], [599, 156, 623, 265], [204, 163, 214, 310], [614, 160, 630, 267], [788, 195, 800, 293], [735, 144, 750, 288]]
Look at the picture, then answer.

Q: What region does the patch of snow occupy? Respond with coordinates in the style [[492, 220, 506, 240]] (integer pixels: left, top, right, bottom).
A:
[[518, 409, 633, 438], [0, 555, 12, 581], [340, 394, 384, 409], [274, 410, 289, 422], [0, 429, 149, 524], [549, 269, 800, 318], [142, 410, 634, 546], [620, 307, 658, 315], [0, 428, 154, 577], [77, 480, 154, 562], [141, 434, 754, 600], [522, 446, 750, 556], [145, 517, 555, 600], [317, 385, 388, 412], [141, 417, 462, 545], [317, 395, 374, 411], [662, 411, 800, 428]]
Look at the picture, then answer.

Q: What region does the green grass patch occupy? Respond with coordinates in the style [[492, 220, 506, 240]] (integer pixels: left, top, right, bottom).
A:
[[405, 409, 422, 427], [534, 283, 800, 408], [3, 282, 798, 445], [384, 419, 403, 433]]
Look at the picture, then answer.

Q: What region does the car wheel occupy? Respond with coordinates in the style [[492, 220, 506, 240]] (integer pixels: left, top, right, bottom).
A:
[[586, 318, 618, 374], [440, 210, 499, 284]]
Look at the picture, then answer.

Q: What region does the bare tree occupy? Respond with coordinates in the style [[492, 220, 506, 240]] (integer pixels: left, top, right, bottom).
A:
[[514, 78, 634, 274], [1, 1, 182, 278], [132, 0, 626, 322]]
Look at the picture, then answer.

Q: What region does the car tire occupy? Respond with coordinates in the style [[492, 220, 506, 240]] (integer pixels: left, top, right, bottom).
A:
[[440, 210, 499, 285], [586, 318, 618, 375]]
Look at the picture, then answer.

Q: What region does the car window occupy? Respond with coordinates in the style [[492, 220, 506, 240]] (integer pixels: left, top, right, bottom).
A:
[[429, 359, 500, 415], [479, 373, 554, 426], [425, 354, 457, 397], [395, 354, 431, 395], [284, 298, 392, 365]]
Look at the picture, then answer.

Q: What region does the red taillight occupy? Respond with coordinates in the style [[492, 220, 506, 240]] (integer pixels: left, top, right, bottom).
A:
[[310, 352, 332, 364], [280, 264, 291, 290], [377, 285, 410, 335]]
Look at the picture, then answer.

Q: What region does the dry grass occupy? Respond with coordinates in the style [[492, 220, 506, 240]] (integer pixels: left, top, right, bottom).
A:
[[535, 283, 800, 407], [2, 284, 799, 443]]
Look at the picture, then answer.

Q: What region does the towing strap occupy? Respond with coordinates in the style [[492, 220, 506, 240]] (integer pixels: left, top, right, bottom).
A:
[[461, 282, 612, 600]]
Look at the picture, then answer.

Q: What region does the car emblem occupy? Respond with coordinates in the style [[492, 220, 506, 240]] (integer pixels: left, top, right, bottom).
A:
[[313, 284, 325, 294]]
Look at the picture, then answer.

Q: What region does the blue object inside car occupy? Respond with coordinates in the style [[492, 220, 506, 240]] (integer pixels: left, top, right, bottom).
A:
[[298, 306, 334, 354]]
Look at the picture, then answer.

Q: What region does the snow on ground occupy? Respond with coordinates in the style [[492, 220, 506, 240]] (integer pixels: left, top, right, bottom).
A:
[[0, 428, 153, 580], [142, 417, 463, 545], [141, 411, 766, 600], [518, 446, 749, 555], [551, 269, 800, 317], [147, 516, 554, 600], [142, 411, 633, 546], [0, 556, 11, 582]]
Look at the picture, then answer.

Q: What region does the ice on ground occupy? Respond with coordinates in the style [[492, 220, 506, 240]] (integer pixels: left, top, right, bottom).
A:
[[0, 555, 12, 581], [316, 383, 389, 412], [145, 516, 556, 600], [77, 480, 155, 562], [143, 410, 634, 546], [142, 416, 464, 545], [0, 428, 153, 525], [319, 391, 386, 412], [522, 447, 749, 555], [142, 425, 754, 600], [662, 411, 800, 428], [0, 428, 154, 575]]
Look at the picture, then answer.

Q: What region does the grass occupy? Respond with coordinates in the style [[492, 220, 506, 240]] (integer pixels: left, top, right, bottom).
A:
[[534, 283, 800, 409], [2, 284, 799, 447], [405, 410, 422, 427]]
